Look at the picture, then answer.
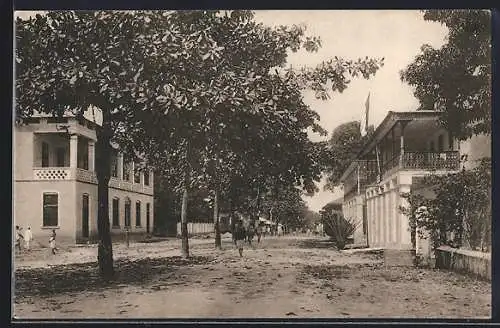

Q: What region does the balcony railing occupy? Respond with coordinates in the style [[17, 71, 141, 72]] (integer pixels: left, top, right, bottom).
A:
[[343, 160, 378, 196], [402, 151, 460, 171], [32, 167, 153, 195], [364, 151, 460, 185]]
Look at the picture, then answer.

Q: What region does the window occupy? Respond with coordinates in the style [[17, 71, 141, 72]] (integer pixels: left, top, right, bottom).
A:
[[112, 198, 120, 227], [430, 141, 435, 152], [111, 155, 118, 178], [144, 170, 150, 186], [124, 198, 131, 227], [437, 135, 444, 152], [136, 201, 141, 227], [43, 193, 58, 227], [123, 163, 131, 181], [448, 131, 454, 150], [134, 167, 141, 184], [41, 142, 49, 167], [56, 148, 66, 167], [78, 139, 89, 170]]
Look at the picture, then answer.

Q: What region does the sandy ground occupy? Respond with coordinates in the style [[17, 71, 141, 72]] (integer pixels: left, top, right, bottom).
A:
[[13, 235, 491, 319]]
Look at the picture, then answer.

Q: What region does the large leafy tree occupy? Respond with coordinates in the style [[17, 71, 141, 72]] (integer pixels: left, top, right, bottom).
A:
[[15, 11, 226, 278], [16, 10, 384, 276], [401, 10, 491, 139]]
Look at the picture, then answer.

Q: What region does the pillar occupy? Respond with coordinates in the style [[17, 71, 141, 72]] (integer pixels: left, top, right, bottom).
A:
[[131, 162, 135, 183], [88, 140, 95, 171], [117, 153, 124, 180], [392, 188, 397, 244], [69, 135, 78, 168], [399, 121, 408, 167], [140, 169, 145, 185], [399, 184, 412, 249]]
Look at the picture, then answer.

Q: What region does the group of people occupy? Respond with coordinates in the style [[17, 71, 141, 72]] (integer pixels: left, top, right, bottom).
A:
[[15, 226, 57, 255]]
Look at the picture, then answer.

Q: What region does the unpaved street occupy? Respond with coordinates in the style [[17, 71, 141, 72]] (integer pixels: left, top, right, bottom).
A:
[[13, 236, 490, 319]]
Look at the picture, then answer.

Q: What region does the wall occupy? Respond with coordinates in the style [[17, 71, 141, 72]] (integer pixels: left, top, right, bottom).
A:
[[176, 222, 214, 236], [342, 194, 366, 245], [435, 246, 491, 281], [14, 180, 77, 244], [14, 128, 34, 180], [75, 181, 154, 242]]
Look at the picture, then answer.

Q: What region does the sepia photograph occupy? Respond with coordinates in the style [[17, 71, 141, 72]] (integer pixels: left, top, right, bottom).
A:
[[12, 9, 491, 320]]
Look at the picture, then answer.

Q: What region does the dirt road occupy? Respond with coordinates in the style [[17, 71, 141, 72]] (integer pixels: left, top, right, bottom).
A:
[[13, 236, 490, 319]]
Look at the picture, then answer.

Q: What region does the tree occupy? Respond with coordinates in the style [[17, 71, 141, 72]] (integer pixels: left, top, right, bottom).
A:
[[324, 121, 374, 191], [401, 10, 491, 140], [15, 11, 228, 278], [16, 10, 385, 273]]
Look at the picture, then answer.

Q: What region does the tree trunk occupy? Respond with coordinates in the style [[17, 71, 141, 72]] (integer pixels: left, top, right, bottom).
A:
[[95, 124, 114, 281], [214, 188, 221, 249], [180, 182, 190, 258]]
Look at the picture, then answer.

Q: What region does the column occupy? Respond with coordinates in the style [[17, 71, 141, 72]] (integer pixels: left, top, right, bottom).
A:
[[88, 140, 95, 171], [140, 170, 145, 185], [392, 189, 397, 244], [149, 169, 154, 188], [117, 153, 124, 180], [69, 135, 78, 168], [130, 162, 135, 183], [399, 184, 412, 249], [399, 121, 408, 167]]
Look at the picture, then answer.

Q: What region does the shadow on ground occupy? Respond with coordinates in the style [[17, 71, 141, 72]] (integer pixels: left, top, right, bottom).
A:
[[14, 256, 212, 301], [294, 238, 338, 250]]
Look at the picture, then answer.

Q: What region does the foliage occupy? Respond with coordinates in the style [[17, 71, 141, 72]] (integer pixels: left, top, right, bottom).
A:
[[320, 205, 360, 250], [324, 121, 375, 191], [15, 10, 384, 265], [401, 10, 491, 139], [400, 158, 491, 252]]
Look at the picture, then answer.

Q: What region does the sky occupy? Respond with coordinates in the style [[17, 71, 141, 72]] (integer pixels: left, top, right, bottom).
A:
[[15, 10, 449, 212], [253, 10, 448, 211]]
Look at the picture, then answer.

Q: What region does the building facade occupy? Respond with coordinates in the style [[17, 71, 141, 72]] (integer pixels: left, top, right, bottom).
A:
[[340, 111, 490, 250], [14, 113, 154, 244]]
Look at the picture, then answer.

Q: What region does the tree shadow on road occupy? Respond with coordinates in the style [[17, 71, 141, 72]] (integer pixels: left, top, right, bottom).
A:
[[294, 238, 338, 250], [14, 256, 212, 301]]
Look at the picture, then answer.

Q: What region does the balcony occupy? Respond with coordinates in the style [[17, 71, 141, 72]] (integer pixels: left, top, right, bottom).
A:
[[32, 167, 153, 195], [365, 151, 460, 185]]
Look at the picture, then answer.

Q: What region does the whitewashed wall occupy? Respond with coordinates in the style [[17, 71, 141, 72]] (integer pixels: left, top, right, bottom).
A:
[[176, 222, 214, 235]]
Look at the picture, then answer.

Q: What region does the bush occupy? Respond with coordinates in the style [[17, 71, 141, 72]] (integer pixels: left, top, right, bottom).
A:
[[320, 210, 360, 250], [400, 157, 491, 252]]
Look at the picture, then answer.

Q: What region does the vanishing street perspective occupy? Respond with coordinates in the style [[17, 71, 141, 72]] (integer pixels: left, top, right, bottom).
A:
[[13, 10, 491, 319]]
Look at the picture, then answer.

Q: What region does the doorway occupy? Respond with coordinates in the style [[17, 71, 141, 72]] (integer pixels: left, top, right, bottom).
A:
[[82, 194, 89, 238]]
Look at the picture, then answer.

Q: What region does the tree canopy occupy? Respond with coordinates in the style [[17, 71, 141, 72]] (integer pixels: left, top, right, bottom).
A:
[[400, 10, 491, 140], [323, 121, 374, 191], [15, 10, 384, 276]]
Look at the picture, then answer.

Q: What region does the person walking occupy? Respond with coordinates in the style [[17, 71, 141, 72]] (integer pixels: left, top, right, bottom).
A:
[[233, 219, 246, 257], [15, 226, 24, 253], [24, 226, 33, 251], [49, 229, 57, 255]]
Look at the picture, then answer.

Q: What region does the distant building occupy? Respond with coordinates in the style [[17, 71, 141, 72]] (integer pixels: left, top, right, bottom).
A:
[[339, 110, 490, 250], [14, 109, 154, 244]]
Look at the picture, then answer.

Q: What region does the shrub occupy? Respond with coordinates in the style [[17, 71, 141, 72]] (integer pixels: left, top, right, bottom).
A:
[[320, 210, 360, 250], [400, 157, 491, 252]]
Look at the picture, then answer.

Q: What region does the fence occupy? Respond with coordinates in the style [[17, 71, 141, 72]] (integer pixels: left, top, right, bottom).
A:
[[176, 222, 214, 236]]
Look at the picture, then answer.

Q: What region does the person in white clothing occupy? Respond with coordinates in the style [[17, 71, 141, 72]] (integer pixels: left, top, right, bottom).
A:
[[24, 226, 33, 250]]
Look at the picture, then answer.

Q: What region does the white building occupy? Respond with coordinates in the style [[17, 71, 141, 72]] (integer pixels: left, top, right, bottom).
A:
[[340, 111, 490, 250], [13, 110, 154, 244]]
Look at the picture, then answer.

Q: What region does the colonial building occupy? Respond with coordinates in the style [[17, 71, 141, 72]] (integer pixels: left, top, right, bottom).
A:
[[13, 110, 154, 244], [339, 110, 490, 250]]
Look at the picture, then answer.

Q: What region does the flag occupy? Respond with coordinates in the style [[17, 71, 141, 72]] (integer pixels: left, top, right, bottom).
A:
[[360, 92, 370, 136]]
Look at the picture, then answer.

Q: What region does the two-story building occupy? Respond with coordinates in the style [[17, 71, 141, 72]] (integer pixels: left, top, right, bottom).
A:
[[339, 110, 490, 250], [13, 109, 155, 244]]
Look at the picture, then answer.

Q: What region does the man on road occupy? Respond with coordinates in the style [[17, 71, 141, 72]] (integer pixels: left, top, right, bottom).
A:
[[233, 219, 246, 257]]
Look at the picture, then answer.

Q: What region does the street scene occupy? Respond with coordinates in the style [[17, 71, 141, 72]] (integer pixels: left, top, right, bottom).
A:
[[14, 235, 490, 318], [13, 10, 491, 320]]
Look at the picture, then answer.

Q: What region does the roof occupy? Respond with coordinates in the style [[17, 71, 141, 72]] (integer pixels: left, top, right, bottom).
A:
[[356, 110, 440, 158]]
